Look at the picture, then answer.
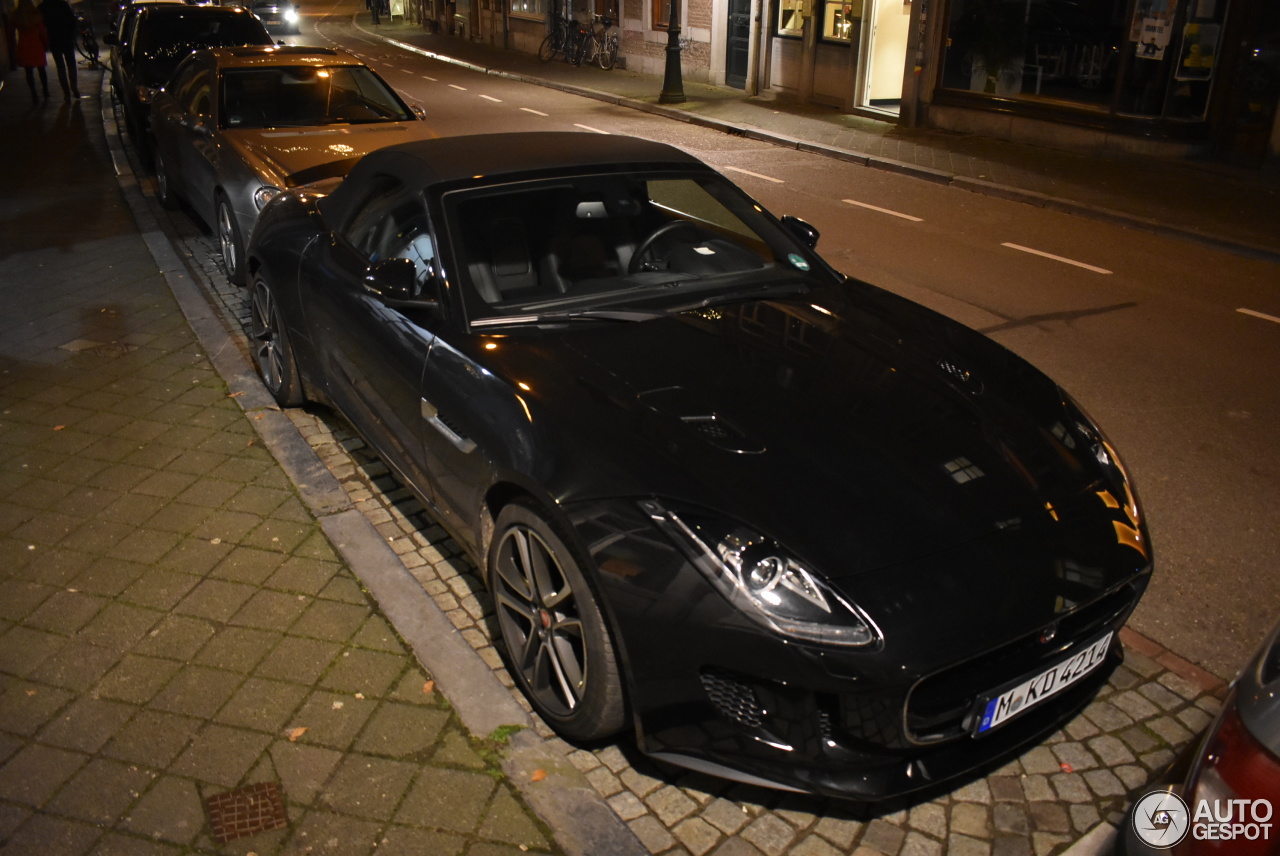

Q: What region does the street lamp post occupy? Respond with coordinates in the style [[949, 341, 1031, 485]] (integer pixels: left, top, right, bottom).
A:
[[658, 0, 685, 103]]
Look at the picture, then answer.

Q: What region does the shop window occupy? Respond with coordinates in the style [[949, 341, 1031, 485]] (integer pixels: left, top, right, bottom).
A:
[[821, 0, 858, 42], [940, 0, 1233, 125], [776, 0, 803, 37]]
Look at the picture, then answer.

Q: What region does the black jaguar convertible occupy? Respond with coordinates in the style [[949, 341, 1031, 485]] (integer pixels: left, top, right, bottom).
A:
[[245, 133, 1152, 799]]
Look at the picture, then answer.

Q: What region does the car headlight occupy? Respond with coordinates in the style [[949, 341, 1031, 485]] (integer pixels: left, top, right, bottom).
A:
[[284, 7, 298, 21], [253, 186, 282, 210], [640, 500, 881, 648]]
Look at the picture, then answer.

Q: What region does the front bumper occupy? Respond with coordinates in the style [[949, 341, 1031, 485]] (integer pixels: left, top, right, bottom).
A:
[[568, 498, 1150, 800]]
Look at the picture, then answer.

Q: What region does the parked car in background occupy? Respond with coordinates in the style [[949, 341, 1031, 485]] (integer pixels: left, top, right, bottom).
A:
[[250, 0, 300, 34], [151, 45, 434, 285], [105, 4, 272, 150], [1125, 617, 1280, 855], [244, 132, 1153, 800], [106, 0, 183, 104]]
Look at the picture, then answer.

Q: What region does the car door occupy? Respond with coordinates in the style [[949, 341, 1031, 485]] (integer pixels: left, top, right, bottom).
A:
[[154, 56, 214, 211], [301, 177, 441, 506]]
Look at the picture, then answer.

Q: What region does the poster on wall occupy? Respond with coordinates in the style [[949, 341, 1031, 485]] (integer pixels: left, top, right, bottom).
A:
[[1135, 16, 1173, 59], [1174, 22, 1220, 80]]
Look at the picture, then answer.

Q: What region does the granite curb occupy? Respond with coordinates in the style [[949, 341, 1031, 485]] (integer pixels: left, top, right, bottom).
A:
[[97, 74, 650, 856], [360, 18, 1280, 264]]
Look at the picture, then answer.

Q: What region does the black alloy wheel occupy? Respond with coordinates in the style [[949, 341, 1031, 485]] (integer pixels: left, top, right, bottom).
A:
[[217, 196, 246, 286], [488, 502, 626, 742], [249, 273, 304, 407], [154, 151, 178, 210]]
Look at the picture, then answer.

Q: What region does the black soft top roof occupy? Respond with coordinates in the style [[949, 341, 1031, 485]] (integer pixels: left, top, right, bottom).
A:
[[320, 132, 706, 226]]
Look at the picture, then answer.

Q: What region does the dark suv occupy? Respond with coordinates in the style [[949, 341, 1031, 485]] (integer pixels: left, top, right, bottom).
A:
[[106, 4, 272, 149]]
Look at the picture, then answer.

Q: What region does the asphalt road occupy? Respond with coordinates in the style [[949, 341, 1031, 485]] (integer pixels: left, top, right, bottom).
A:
[[220, 0, 1280, 679]]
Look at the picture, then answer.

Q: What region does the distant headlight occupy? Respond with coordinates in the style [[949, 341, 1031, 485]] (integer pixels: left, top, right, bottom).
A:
[[284, 7, 299, 22], [253, 186, 282, 210], [641, 500, 881, 648]]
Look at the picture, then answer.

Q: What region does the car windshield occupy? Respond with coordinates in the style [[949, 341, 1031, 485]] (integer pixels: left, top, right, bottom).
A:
[[221, 65, 412, 128], [443, 171, 836, 327], [135, 13, 271, 63]]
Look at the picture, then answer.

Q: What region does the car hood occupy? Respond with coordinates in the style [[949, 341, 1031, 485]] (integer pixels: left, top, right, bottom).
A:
[[227, 123, 437, 186], [489, 282, 1149, 581]]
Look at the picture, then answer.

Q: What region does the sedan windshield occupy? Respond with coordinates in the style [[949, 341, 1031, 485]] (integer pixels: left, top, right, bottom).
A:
[[443, 171, 836, 327], [221, 65, 413, 128]]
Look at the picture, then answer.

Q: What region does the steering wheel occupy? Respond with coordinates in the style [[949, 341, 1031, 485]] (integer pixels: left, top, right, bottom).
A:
[[628, 220, 702, 274]]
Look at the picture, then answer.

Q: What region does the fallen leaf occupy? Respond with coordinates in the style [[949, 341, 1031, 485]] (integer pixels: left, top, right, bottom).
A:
[[246, 439, 255, 447], [354, 693, 365, 700], [288, 727, 308, 742], [332, 701, 344, 710], [228, 391, 245, 398], [53, 425, 65, 431], [1060, 763, 1073, 773], [25, 689, 37, 697], [530, 769, 547, 782], [423, 681, 435, 695]]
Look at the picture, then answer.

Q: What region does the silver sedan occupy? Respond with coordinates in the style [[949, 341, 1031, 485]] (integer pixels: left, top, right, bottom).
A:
[[150, 45, 436, 284]]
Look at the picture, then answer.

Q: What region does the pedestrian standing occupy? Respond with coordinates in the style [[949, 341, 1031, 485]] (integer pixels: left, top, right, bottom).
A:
[[41, 0, 81, 101], [7, 0, 49, 104]]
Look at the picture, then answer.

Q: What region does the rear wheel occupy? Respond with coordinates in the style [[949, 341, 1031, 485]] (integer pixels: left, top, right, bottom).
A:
[[598, 36, 618, 70], [249, 271, 304, 407], [217, 196, 246, 286], [488, 501, 626, 742]]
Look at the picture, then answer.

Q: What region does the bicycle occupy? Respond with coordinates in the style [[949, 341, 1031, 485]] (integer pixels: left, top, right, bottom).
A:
[[76, 13, 100, 69], [581, 14, 618, 70], [537, 12, 571, 62]]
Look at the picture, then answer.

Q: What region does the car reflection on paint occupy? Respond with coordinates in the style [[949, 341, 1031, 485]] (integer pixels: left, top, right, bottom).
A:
[[150, 45, 435, 285], [245, 132, 1153, 800]]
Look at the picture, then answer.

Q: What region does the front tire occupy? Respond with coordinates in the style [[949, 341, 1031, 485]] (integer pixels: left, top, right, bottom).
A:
[[488, 501, 626, 742], [217, 196, 246, 286], [538, 32, 557, 61], [249, 272, 304, 407]]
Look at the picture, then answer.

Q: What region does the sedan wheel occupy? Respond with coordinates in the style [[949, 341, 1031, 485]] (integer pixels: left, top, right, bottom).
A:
[[217, 197, 246, 286], [155, 151, 178, 210], [249, 273, 304, 407], [489, 501, 626, 741]]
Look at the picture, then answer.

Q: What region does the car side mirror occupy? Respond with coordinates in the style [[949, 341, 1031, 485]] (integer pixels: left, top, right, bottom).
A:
[[365, 258, 439, 310], [781, 215, 820, 249]]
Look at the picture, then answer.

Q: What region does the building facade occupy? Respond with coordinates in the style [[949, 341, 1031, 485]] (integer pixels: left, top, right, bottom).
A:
[[409, 0, 1280, 165]]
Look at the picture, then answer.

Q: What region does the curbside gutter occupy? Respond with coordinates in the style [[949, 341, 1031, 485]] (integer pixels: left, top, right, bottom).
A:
[[99, 74, 649, 856]]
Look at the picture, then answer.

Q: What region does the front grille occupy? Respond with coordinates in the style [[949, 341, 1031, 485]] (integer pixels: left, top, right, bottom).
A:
[[905, 582, 1139, 742], [700, 670, 764, 728]]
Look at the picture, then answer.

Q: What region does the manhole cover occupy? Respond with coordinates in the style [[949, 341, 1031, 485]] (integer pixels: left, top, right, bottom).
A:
[[205, 781, 288, 843]]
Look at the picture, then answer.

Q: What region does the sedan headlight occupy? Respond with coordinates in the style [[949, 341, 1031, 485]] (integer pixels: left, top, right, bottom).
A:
[[641, 500, 881, 648], [253, 186, 282, 210], [284, 7, 299, 22]]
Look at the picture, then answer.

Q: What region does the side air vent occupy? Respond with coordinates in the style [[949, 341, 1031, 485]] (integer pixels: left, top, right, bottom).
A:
[[700, 671, 764, 729]]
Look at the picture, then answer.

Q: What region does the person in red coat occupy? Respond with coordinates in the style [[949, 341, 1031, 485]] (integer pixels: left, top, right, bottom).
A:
[[8, 0, 49, 104]]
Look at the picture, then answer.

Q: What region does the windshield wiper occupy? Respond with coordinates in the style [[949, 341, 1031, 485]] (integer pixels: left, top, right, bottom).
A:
[[470, 308, 667, 328], [668, 281, 813, 314]]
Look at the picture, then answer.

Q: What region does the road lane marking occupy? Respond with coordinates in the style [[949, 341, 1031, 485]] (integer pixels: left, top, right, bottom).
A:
[[521, 107, 549, 116], [1237, 307, 1280, 325], [574, 124, 609, 134], [725, 166, 783, 184], [422, 75, 437, 81], [399, 68, 413, 74], [449, 84, 467, 91], [841, 198, 923, 222], [1001, 243, 1112, 275], [479, 94, 502, 102]]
